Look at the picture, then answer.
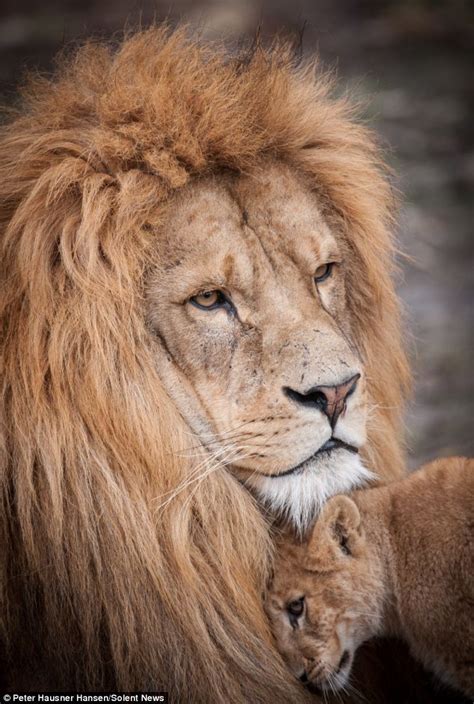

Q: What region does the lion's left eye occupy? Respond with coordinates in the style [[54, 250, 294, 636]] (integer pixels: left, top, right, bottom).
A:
[[190, 290, 228, 310], [314, 262, 334, 284]]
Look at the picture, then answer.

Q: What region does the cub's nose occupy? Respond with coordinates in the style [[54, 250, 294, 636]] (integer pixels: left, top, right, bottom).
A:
[[284, 373, 360, 428]]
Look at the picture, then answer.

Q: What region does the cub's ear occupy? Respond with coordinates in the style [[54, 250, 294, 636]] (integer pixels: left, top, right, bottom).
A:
[[304, 496, 362, 572]]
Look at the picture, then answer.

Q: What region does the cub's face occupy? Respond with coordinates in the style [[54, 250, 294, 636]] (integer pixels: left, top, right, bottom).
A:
[[265, 496, 384, 694], [146, 162, 372, 529]]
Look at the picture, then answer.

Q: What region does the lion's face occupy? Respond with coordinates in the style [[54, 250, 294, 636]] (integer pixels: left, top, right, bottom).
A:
[[146, 162, 372, 527], [265, 496, 383, 694]]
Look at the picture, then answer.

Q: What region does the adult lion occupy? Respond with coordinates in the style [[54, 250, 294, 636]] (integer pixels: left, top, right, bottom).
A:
[[0, 28, 409, 700]]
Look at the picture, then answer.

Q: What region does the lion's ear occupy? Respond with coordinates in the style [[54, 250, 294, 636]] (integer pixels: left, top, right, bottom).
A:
[[304, 496, 362, 571]]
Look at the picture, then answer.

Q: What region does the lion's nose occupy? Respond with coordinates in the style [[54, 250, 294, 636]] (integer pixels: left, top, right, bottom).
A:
[[284, 373, 360, 428]]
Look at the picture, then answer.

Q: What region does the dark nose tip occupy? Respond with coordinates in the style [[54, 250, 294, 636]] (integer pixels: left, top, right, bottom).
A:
[[284, 373, 360, 428], [299, 671, 309, 684]]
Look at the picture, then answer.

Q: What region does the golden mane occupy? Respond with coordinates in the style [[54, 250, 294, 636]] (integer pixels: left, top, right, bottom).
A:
[[0, 27, 409, 698]]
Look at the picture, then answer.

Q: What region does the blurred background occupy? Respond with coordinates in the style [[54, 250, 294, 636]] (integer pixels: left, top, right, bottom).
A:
[[0, 0, 472, 466]]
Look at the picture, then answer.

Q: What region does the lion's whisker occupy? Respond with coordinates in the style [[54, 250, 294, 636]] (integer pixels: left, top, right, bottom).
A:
[[175, 431, 263, 456], [154, 443, 238, 507], [156, 442, 260, 510], [182, 413, 294, 443], [160, 433, 273, 504], [183, 417, 257, 441], [176, 447, 255, 519]]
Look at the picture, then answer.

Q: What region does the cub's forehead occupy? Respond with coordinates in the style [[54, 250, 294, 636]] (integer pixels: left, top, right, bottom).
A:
[[271, 543, 308, 585], [153, 162, 339, 276]]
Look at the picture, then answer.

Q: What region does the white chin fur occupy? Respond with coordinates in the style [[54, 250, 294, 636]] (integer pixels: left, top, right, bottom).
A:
[[249, 451, 374, 534]]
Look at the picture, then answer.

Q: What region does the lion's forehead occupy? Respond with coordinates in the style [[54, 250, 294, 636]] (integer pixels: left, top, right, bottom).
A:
[[153, 164, 339, 295]]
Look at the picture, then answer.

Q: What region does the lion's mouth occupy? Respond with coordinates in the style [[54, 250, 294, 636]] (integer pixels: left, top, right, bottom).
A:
[[270, 438, 359, 479]]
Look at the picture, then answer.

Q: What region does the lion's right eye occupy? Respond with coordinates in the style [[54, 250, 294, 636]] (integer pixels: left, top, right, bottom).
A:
[[287, 596, 305, 617]]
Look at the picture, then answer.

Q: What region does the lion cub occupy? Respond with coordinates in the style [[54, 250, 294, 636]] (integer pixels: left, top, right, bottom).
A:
[[266, 457, 474, 698]]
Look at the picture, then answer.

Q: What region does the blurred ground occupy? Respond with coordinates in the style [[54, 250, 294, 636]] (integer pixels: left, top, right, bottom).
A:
[[1, 0, 472, 466]]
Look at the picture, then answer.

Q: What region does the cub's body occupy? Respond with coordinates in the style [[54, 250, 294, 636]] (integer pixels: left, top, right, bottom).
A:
[[266, 457, 474, 697], [358, 457, 474, 694]]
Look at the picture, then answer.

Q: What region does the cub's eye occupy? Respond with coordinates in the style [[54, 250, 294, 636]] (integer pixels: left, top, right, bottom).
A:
[[314, 262, 334, 284], [190, 290, 227, 310], [287, 596, 305, 617]]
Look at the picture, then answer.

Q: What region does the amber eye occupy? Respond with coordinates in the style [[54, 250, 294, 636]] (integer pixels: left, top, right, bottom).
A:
[[314, 262, 334, 284], [190, 290, 226, 310], [287, 597, 305, 617]]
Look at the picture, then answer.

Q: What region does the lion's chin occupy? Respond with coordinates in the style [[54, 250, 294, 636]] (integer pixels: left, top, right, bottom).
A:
[[245, 450, 374, 534]]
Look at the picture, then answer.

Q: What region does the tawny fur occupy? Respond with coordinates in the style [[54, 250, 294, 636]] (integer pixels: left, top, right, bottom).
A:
[[1, 27, 409, 699], [267, 457, 474, 698]]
